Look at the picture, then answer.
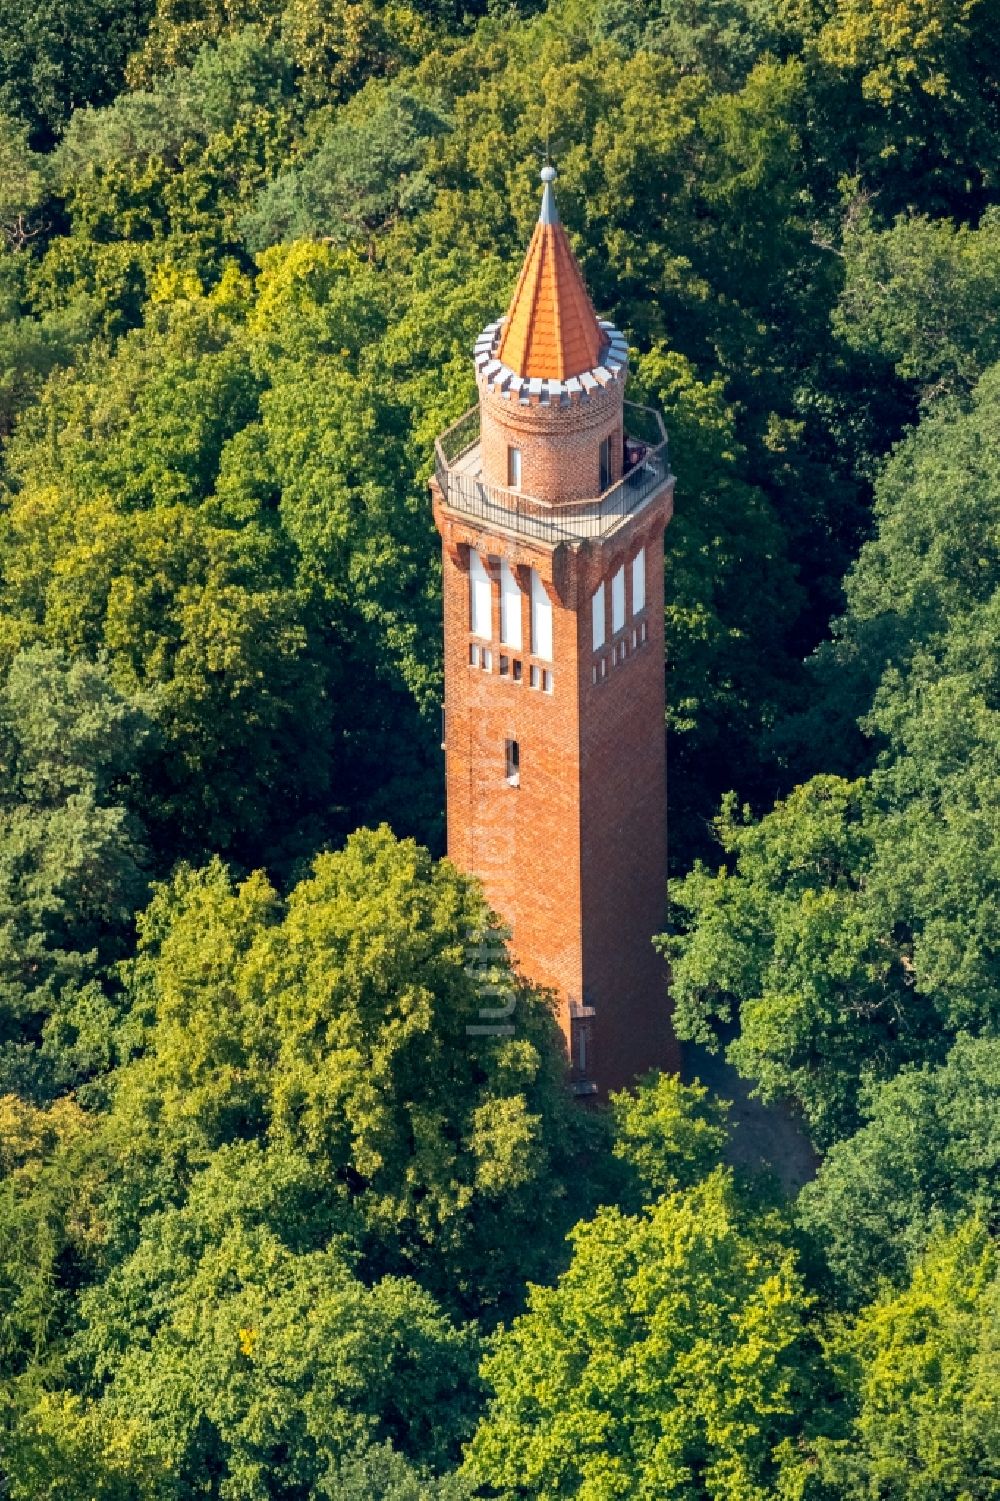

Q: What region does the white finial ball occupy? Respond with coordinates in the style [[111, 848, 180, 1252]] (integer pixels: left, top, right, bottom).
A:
[[540, 164, 557, 183]]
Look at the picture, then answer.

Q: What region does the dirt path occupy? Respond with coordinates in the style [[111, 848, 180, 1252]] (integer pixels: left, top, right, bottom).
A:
[[681, 1037, 818, 1197]]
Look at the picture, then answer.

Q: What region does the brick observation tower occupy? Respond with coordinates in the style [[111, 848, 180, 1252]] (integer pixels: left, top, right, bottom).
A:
[[431, 166, 676, 1095]]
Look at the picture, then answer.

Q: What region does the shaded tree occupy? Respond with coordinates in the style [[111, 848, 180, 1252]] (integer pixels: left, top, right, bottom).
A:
[[797, 1036, 1000, 1306]]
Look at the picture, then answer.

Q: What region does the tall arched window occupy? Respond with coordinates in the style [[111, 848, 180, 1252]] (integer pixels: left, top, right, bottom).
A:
[[500, 559, 522, 648], [530, 569, 552, 660], [470, 548, 491, 638]]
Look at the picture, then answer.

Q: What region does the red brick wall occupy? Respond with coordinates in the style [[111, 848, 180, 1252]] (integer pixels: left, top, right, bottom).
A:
[[433, 386, 677, 1096], [576, 521, 677, 1090], [438, 521, 586, 1010], [479, 380, 624, 503]]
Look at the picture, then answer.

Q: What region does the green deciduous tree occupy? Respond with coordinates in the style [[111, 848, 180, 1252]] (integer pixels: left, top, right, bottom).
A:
[[609, 1070, 729, 1207], [2, 1138, 478, 1499], [0, 646, 151, 1093], [811, 1220, 1000, 1499], [70, 1153, 478, 1494], [665, 776, 910, 1145], [667, 359, 1000, 1144], [465, 1169, 813, 1499], [792, 0, 1000, 216], [1, 1390, 171, 1501], [797, 1036, 1000, 1306], [0, 1093, 108, 1378], [835, 205, 1000, 402], [0, 0, 155, 145], [0, 236, 507, 866], [318, 1443, 473, 1500], [244, 84, 450, 253], [111, 826, 584, 1314]]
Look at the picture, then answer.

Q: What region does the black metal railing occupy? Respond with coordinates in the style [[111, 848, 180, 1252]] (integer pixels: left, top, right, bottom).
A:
[[434, 401, 670, 544], [438, 404, 481, 464]]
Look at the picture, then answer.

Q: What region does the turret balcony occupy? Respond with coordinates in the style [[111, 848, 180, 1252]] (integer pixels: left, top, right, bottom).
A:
[[433, 401, 672, 545]]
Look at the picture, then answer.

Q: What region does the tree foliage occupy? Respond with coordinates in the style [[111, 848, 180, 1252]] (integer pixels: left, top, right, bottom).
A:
[[0, 0, 998, 1487], [667, 358, 1000, 1144], [813, 1220, 1000, 1500], [797, 1036, 1000, 1306], [465, 1170, 813, 1500], [0, 646, 151, 1094], [110, 826, 584, 1313]]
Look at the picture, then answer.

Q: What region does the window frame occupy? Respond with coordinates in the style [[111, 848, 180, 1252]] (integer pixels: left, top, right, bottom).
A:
[[612, 565, 625, 634], [505, 737, 520, 786], [631, 547, 646, 615], [599, 434, 613, 492]]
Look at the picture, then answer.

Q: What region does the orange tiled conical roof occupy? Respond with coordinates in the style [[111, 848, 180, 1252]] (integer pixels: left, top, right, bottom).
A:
[[496, 167, 606, 383]]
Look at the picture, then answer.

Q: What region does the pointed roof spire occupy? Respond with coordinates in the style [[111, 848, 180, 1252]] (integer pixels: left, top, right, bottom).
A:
[[495, 165, 606, 384], [539, 161, 558, 224]]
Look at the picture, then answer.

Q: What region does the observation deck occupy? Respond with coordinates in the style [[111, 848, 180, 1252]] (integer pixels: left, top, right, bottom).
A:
[[433, 400, 673, 547]]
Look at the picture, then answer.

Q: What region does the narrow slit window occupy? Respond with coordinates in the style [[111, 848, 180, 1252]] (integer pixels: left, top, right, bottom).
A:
[[592, 582, 605, 651], [599, 434, 613, 491], [505, 738, 520, 786], [512, 660, 522, 682], [632, 547, 646, 615], [530, 568, 553, 661], [612, 565, 625, 634], [500, 559, 522, 648], [507, 446, 522, 489], [469, 548, 491, 638]]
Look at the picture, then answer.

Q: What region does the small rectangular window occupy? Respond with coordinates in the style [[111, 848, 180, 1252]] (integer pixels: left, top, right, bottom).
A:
[[530, 665, 540, 689], [592, 583, 605, 651], [632, 547, 646, 615], [507, 446, 522, 489], [513, 660, 522, 682], [469, 643, 479, 667], [599, 435, 613, 491], [505, 738, 520, 786], [543, 669, 553, 693], [612, 565, 625, 634], [482, 648, 492, 671], [499, 654, 509, 675]]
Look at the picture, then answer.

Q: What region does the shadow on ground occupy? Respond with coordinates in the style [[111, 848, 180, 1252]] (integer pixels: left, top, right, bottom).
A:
[[681, 1035, 818, 1197]]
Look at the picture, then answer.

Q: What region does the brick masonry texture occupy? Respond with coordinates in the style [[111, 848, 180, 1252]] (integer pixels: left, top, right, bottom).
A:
[[433, 385, 678, 1096], [479, 376, 624, 503]]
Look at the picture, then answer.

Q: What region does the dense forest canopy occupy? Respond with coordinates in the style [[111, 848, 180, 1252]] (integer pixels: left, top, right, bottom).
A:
[[0, 0, 998, 1496]]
